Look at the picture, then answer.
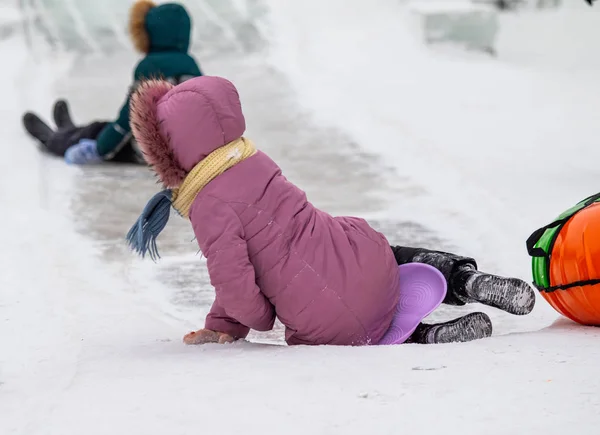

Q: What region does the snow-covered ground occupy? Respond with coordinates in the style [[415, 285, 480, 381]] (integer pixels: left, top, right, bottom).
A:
[[2, 1, 600, 434], [265, 0, 600, 275]]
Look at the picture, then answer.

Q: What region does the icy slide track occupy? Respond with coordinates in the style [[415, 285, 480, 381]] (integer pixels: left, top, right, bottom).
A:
[[2, 1, 600, 434]]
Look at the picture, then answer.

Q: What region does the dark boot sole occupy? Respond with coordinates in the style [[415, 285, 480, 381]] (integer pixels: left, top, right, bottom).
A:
[[427, 312, 493, 344], [466, 275, 536, 315], [22, 113, 54, 143], [53, 99, 75, 129]]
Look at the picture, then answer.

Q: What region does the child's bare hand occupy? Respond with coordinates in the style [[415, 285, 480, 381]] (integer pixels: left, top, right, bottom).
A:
[[183, 328, 235, 345]]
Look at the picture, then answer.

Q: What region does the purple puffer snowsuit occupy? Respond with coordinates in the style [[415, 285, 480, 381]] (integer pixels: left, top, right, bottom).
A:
[[130, 76, 400, 345]]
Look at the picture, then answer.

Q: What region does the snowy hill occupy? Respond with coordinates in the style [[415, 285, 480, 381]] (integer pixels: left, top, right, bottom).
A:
[[2, 1, 600, 434]]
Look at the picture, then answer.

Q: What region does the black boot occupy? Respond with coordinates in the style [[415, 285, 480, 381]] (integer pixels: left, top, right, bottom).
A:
[[451, 264, 536, 315], [408, 312, 493, 344], [22, 112, 54, 144], [391, 246, 477, 306], [53, 99, 75, 129]]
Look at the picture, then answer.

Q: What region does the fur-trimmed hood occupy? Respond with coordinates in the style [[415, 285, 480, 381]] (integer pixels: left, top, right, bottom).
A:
[[129, 1, 192, 54], [130, 76, 246, 188]]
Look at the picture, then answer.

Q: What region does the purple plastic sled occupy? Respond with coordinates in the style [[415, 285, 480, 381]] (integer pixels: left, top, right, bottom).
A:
[[377, 263, 447, 345]]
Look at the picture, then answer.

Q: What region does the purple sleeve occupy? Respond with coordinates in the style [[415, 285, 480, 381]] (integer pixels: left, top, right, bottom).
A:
[[205, 301, 250, 339], [191, 196, 276, 335]]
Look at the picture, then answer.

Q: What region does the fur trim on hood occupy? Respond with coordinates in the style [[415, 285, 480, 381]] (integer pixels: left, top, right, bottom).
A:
[[129, 0, 156, 53], [130, 79, 187, 188]]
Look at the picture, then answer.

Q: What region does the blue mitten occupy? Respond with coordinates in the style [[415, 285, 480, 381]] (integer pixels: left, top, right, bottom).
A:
[[64, 139, 102, 165]]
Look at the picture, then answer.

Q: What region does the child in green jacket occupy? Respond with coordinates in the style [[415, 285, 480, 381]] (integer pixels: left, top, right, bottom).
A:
[[22, 1, 203, 165]]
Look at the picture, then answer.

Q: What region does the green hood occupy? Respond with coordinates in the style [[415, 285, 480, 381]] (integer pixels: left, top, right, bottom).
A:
[[145, 3, 191, 53]]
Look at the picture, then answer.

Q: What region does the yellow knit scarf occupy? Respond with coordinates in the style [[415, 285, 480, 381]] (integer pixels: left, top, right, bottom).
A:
[[170, 137, 256, 218]]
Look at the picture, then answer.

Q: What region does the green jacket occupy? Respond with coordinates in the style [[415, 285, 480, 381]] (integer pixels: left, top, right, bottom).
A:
[[96, 3, 202, 157]]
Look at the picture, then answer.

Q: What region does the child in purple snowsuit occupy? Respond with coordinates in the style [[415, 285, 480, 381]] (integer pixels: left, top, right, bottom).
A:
[[127, 76, 535, 346]]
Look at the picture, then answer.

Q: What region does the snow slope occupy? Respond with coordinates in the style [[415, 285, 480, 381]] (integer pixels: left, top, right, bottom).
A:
[[3, 1, 600, 434], [265, 0, 600, 277]]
